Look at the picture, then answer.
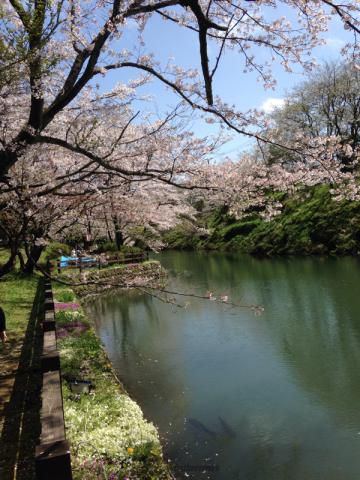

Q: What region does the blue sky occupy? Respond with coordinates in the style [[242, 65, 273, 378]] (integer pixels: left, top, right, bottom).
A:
[[101, 4, 353, 160]]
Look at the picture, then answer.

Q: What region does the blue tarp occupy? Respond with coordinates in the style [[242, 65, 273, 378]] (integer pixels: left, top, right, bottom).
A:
[[59, 255, 95, 267]]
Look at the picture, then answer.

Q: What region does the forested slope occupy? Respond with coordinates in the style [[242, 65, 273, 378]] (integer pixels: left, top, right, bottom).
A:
[[164, 186, 360, 255]]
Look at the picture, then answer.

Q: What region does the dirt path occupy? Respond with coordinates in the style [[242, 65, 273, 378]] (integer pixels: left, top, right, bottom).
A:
[[0, 279, 43, 480], [0, 339, 23, 426]]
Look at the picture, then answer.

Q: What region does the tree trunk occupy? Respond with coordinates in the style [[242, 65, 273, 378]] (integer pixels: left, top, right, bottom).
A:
[[0, 247, 17, 277], [104, 210, 113, 242], [112, 215, 124, 250], [23, 244, 44, 274], [17, 251, 25, 270]]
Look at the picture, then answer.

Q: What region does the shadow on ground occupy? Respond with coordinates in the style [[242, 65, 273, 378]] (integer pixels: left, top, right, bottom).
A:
[[0, 278, 43, 480]]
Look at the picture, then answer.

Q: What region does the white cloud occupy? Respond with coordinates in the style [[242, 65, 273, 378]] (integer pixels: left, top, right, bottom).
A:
[[324, 37, 346, 50], [261, 97, 285, 113]]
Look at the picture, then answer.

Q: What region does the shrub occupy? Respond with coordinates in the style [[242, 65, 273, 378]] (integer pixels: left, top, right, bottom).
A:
[[95, 242, 144, 255], [46, 242, 71, 259], [120, 245, 143, 255], [56, 290, 75, 302], [96, 242, 118, 253], [221, 220, 260, 241]]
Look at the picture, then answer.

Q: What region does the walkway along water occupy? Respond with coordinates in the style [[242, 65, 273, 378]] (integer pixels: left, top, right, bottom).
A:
[[0, 257, 170, 480], [0, 278, 73, 480], [35, 279, 72, 480]]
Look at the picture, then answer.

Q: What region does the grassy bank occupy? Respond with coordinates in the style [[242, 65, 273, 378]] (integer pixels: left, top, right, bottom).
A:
[[53, 282, 172, 480], [165, 185, 360, 255], [0, 248, 39, 355], [0, 271, 39, 348], [73, 260, 166, 298]]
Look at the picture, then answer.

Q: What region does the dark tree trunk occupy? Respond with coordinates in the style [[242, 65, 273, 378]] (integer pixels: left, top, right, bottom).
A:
[[83, 214, 92, 249], [23, 244, 45, 274], [104, 210, 113, 242], [0, 149, 19, 180], [0, 129, 37, 179], [112, 215, 124, 250], [17, 251, 25, 270], [0, 247, 17, 277]]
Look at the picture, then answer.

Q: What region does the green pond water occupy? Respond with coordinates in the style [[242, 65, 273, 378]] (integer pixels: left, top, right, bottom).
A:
[[86, 251, 360, 479]]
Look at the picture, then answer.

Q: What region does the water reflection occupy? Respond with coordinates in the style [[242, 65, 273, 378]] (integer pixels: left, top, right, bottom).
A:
[[86, 252, 360, 479]]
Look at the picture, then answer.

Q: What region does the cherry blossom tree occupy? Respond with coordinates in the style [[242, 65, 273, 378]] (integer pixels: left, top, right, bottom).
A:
[[190, 134, 360, 224], [0, 0, 359, 278], [0, 150, 99, 274], [68, 181, 198, 250], [0, 103, 212, 274], [1, 0, 359, 181]]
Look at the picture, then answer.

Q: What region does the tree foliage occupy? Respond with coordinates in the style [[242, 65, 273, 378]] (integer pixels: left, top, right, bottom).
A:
[[266, 62, 360, 167], [1, 0, 359, 177], [1, 1, 360, 274]]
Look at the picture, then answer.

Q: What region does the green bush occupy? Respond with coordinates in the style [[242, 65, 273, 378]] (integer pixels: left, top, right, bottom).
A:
[[56, 290, 75, 302], [163, 223, 202, 249], [221, 220, 261, 241], [95, 242, 144, 255], [120, 245, 143, 255], [96, 241, 118, 253], [45, 242, 71, 259]]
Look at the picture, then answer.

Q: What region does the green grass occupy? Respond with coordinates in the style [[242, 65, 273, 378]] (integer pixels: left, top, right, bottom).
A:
[[0, 249, 39, 346], [55, 289, 75, 302], [0, 247, 22, 269], [0, 275, 38, 339], [0, 248, 9, 264]]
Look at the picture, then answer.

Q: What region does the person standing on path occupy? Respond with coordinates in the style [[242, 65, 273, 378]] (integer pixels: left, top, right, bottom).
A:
[[0, 306, 7, 343]]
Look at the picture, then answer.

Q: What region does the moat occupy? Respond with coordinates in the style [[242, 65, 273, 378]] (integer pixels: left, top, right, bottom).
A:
[[87, 252, 360, 479]]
